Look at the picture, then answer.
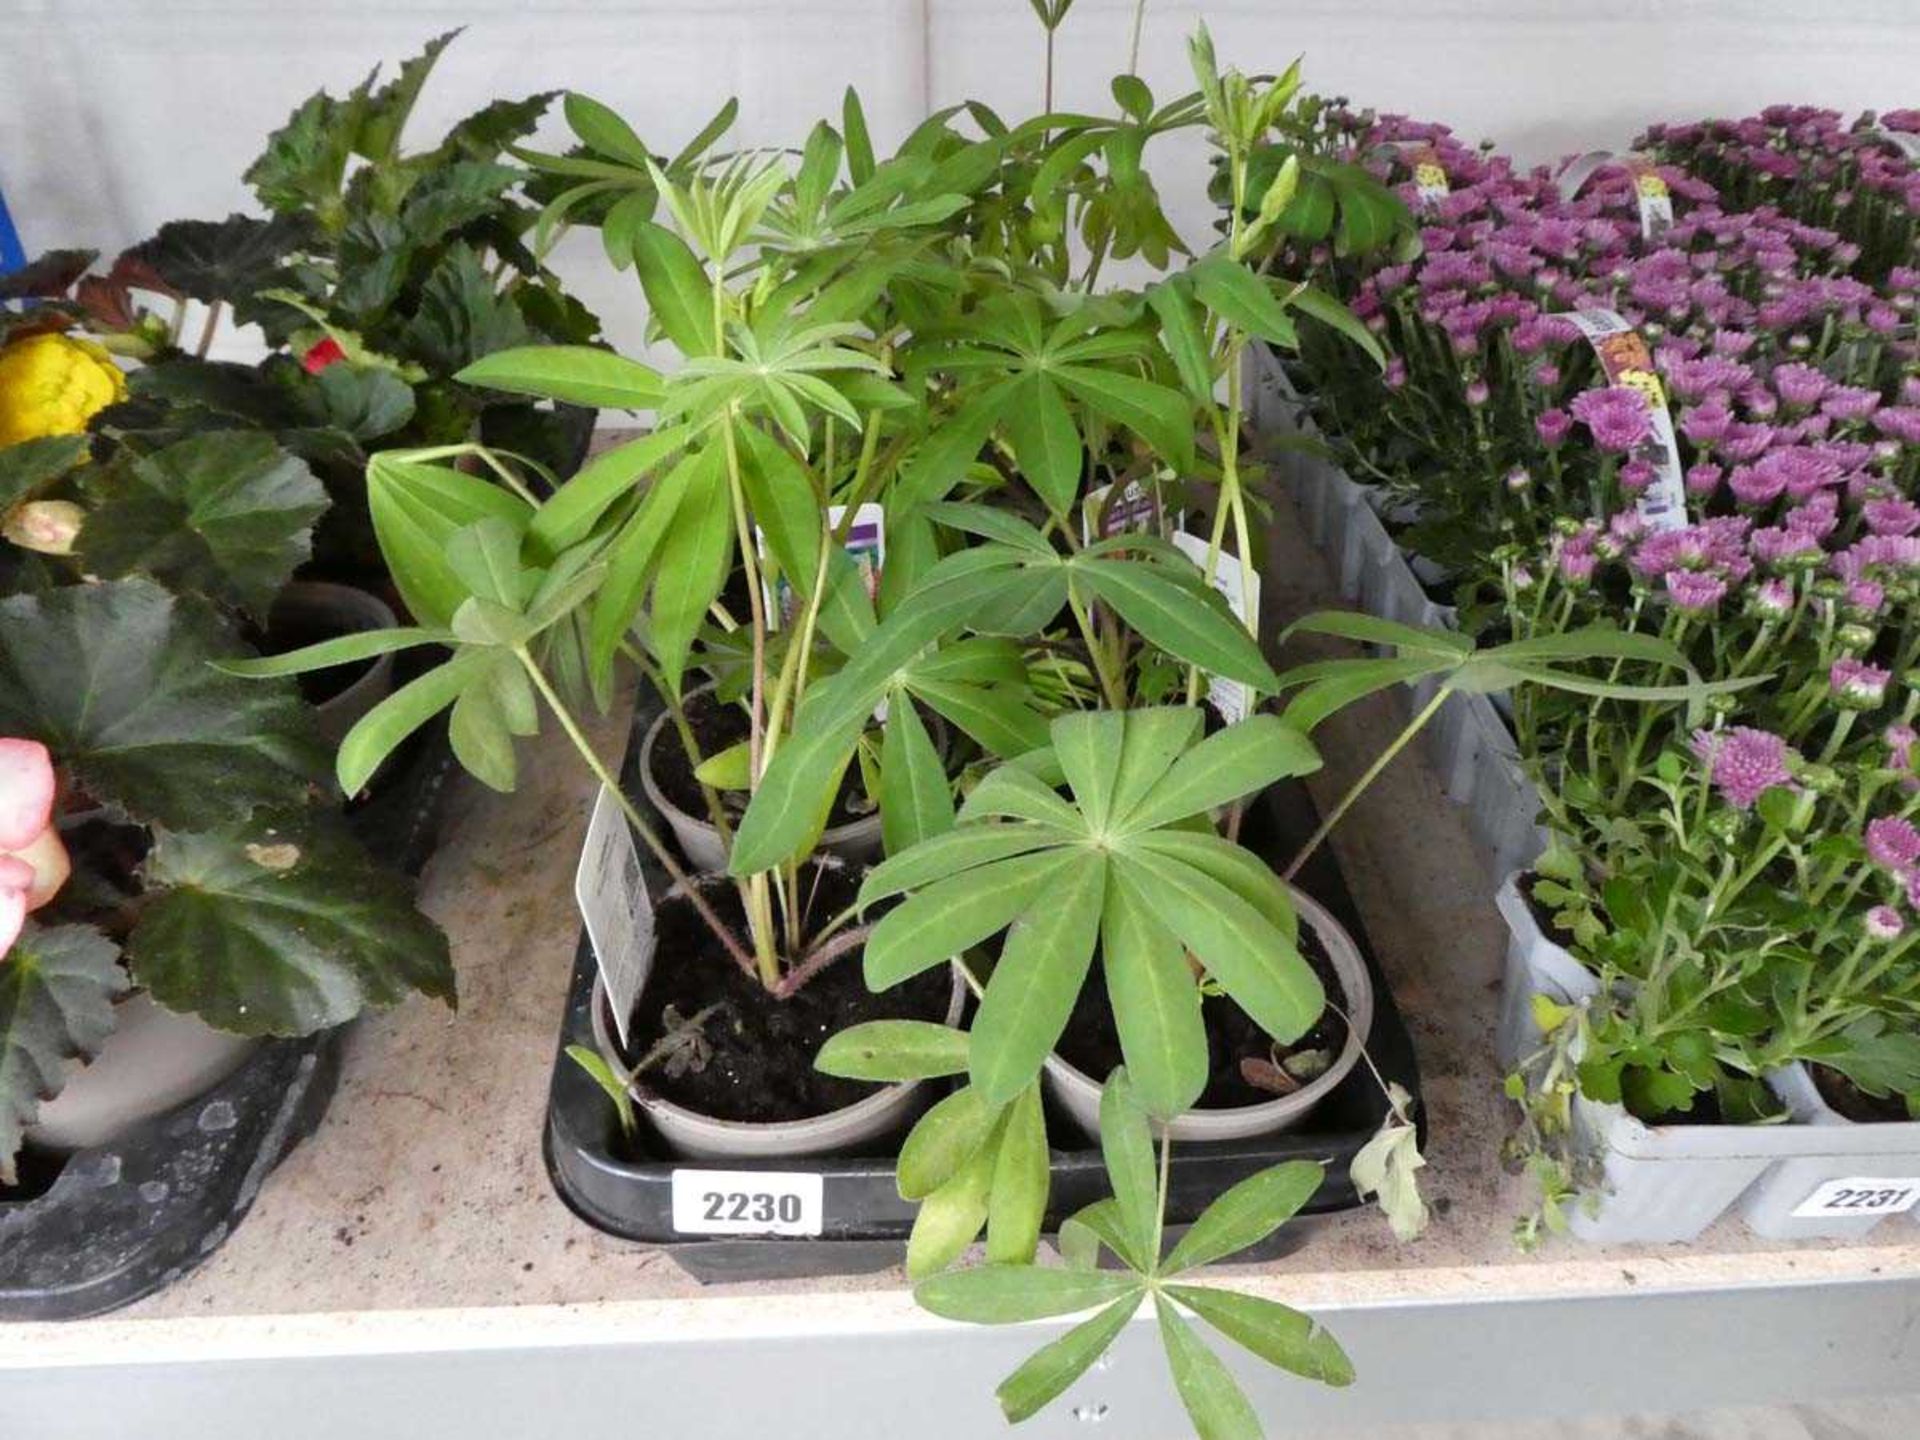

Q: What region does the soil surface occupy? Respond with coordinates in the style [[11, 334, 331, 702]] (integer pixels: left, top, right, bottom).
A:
[[651, 688, 875, 831], [612, 864, 952, 1125], [1813, 1063, 1916, 1124], [1055, 918, 1350, 1109]]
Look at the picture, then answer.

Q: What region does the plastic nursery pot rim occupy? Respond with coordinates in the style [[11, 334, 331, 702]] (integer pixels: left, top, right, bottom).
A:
[[588, 883, 968, 1161], [1042, 883, 1376, 1143], [270, 581, 398, 748], [638, 682, 883, 871]]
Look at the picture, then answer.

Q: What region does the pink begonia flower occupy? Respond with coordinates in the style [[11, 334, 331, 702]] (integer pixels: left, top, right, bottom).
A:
[[0, 739, 70, 955], [1690, 727, 1797, 810]]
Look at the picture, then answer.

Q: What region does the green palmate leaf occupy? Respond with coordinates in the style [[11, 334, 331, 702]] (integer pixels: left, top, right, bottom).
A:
[[899, 1084, 1003, 1200], [0, 435, 87, 513], [128, 213, 309, 303], [367, 452, 532, 627], [0, 579, 325, 830], [215, 626, 448, 679], [1280, 609, 1471, 661], [987, 1083, 1050, 1264], [970, 854, 1106, 1105], [78, 433, 330, 619], [131, 809, 453, 1036], [1107, 707, 1205, 820], [859, 823, 1066, 906], [1190, 253, 1297, 348], [1003, 373, 1083, 518], [737, 423, 825, 596], [956, 765, 1083, 829], [456, 345, 664, 411], [1145, 279, 1215, 402], [1155, 1295, 1263, 1440], [891, 378, 1017, 511], [996, 1293, 1144, 1423], [906, 1126, 1000, 1278], [0, 923, 127, 1184], [644, 444, 733, 697], [402, 243, 537, 373], [587, 444, 705, 679], [1132, 829, 1297, 942], [864, 850, 1077, 989], [339, 649, 492, 795], [1287, 284, 1385, 371], [1054, 711, 1126, 835], [1119, 849, 1322, 1045], [1164, 1285, 1354, 1388], [1118, 714, 1318, 832], [915, 1263, 1142, 1324], [565, 91, 653, 168], [1103, 867, 1209, 1119], [629, 220, 718, 356], [311, 364, 415, 440], [1164, 1161, 1324, 1274], [1283, 656, 1450, 734], [1054, 365, 1194, 473], [1100, 1068, 1160, 1265], [1077, 560, 1275, 690], [909, 677, 1048, 759], [814, 1020, 969, 1081], [880, 698, 953, 856], [1058, 1197, 1145, 1273], [531, 425, 688, 556]]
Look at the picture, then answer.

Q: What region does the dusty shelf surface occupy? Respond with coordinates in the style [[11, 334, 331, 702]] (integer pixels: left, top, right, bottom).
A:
[[1, 483, 1914, 1359]]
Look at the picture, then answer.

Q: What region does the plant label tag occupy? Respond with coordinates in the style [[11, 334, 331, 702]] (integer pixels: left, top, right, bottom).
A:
[[759, 503, 885, 629], [1081, 478, 1184, 546], [575, 784, 654, 1049], [671, 1168, 824, 1237], [1171, 530, 1261, 723], [1791, 1177, 1920, 1220], [1562, 308, 1689, 533]]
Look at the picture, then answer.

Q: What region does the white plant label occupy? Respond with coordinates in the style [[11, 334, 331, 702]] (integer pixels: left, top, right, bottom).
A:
[[1791, 1177, 1920, 1220], [1171, 530, 1261, 723], [1868, 128, 1920, 162], [1081, 478, 1184, 546], [574, 784, 654, 1048], [671, 1169, 824, 1236], [758, 502, 885, 629], [1562, 307, 1689, 533]]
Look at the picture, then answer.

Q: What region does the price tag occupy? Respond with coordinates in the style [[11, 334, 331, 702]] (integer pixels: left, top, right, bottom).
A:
[[1791, 1177, 1920, 1220], [1171, 530, 1261, 722], [574, 784, 654, 1048], [671, 1169, 824, 1236], [1562, 308, 1689, 533]]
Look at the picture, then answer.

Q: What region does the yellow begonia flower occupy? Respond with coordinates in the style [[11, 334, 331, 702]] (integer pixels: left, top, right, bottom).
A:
[[0, 333, 128, 447]]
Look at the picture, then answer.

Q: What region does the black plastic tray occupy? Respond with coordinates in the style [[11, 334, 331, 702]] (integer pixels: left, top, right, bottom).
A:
[[0, 724, 457, 1322], [544, 697, 1424, 1283]]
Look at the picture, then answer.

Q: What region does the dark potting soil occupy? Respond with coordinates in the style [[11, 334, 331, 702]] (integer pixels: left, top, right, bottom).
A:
[[615, 866, 952, 1125], [1813, 1063, 1917, 1124], [1054, 918, 1349, 1109], [1520, 873, 1583, 952], [652, 688, 874, 831]]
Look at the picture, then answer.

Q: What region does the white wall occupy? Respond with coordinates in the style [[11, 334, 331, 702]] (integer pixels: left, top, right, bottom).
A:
[[4, 0, 1916, 352]]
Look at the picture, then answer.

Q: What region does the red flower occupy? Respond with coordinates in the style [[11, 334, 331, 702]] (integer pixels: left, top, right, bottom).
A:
[[301, 337, 348, 375]]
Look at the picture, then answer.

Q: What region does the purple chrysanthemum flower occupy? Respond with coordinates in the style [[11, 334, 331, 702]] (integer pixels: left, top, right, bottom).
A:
[[1772, 362, 1829, 410], [1535, 408, 1572, 447], [1866, 815, 1920, 875], [1750, 577, 1795, 617], [1822, 386, 1881, 422], [1685, 462, 1724, 498], [1571, 386, 1654, 452], [1865, 498, 1920, 538], [1847, 579, 1886, 616], [1690, 727, 1797, 810], [1681, 400, 1734, 446], [1884, 724, 1917, 773], [1729, 464, 1788, 507], [1666, 570, 1727, 612], [1831, 657, 1891, 708], [1865, 906, 1905, 942]]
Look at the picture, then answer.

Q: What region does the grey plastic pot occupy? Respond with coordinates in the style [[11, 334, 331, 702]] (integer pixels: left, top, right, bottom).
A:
[[588, 877, 968, 1161], [638, 684, 887, 872], [1736, 1064, 1920, 1241], [271, 582, 397, 748], [1042, 885, 1374, 1144], [27, 993, 259, 1152]]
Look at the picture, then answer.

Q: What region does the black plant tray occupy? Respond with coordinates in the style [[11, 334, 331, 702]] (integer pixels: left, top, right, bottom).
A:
[[0, 724, 457, 1322], [544, 698, 1424, 1284]]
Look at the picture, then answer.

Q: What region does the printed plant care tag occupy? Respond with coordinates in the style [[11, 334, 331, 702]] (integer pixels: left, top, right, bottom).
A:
[[1171, 529, 1261, 722], [1081, 478, 1185, 546], [1408, 143, 1451, 207], [1866, 128, 1920, 163], [671, 1168, 824, 1236], [575, 784, 654, 1048], [758, 503, 885, 629], [1554, 151, 1673, 239], [1562, 308, 1688, 533], [1791, 1177, 1920, 1220]]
